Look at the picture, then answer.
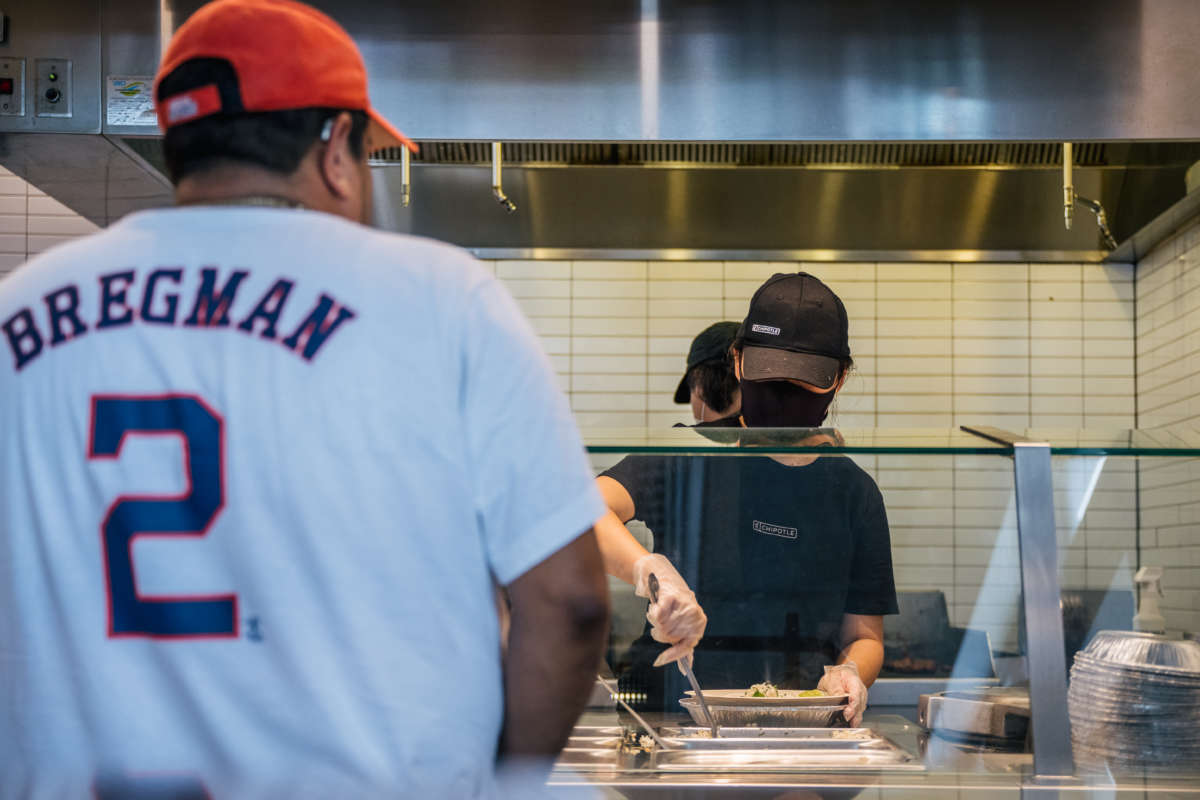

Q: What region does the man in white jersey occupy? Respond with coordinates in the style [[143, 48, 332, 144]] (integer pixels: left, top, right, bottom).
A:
[[0, 0, 610, 795]]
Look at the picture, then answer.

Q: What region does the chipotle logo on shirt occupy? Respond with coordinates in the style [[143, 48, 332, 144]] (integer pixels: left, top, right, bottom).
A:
[[752, 519, 798, 540]]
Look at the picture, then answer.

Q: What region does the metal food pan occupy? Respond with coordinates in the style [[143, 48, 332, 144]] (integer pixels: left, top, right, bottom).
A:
[[652, 749, 923, 771], [660, 726, 874, 740], [684, 690, 850, 706], [680, 698, 847, 728], [566, 736, 620, 749], [569, 726, 623, 737], [660, 736, 890, 751], [555, 748, 621, 768]]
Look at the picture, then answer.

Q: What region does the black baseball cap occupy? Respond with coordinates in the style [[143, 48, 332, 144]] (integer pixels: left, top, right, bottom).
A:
[[738, 273, 850, 390], [673, 321, 741, 404]]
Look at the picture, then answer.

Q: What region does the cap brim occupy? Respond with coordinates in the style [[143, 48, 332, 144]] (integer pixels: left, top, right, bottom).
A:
[[673, 374, 690, 404], [742, 345, 841, 390], [367, 107, 418, 155]]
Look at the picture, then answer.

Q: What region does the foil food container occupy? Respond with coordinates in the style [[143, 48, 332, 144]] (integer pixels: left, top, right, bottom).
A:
[[1068, 631, 1200, 774], [651, 748, 921, 771], [679, 697, 849, 728], [1081, 631, 1200, 676]]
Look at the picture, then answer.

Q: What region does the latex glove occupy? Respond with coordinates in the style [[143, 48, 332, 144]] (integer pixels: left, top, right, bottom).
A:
[[818, 662, 868, 727], [632, 553, 707, 668]]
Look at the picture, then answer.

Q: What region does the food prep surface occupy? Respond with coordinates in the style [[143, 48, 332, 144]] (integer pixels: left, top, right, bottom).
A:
[[549, 712, 1200, 796]]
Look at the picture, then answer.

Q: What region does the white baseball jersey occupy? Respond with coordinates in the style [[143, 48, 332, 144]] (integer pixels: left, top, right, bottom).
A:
[[0, 206, 605, 797]]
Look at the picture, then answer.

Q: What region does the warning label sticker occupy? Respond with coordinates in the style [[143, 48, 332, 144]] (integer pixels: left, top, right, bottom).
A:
[[106, 76, 157, 127]]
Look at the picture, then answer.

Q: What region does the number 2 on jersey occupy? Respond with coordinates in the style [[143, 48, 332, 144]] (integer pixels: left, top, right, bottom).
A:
[[88, 395, 237, 638]]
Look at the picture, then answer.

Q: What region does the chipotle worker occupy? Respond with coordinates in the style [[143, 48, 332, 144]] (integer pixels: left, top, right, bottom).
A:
[[594, 273, 897, 726], [674, 321, 742, 425]]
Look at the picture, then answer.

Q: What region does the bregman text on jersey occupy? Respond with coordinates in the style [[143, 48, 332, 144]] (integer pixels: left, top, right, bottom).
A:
[[2, 266, 356, 372]]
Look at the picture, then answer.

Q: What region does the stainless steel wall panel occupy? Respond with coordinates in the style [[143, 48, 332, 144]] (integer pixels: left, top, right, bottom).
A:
[[101, 0, 166, 136], [9, 0, 1200, 140], [0, 0, 102, 133], [160, 0, 1200, 142], [0, 132, 172, 226], [653, 0, 1151, 142]]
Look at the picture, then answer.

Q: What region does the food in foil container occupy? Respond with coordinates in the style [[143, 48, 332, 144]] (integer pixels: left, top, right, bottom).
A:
[[831, 728, 871, 739], [746, 682, 826, 698], [619, 730, 655, 754]]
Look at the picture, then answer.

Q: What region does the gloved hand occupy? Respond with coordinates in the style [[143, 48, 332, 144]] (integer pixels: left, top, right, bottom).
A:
[[632, 553, 707, 668], [818, 662, 868, 727]]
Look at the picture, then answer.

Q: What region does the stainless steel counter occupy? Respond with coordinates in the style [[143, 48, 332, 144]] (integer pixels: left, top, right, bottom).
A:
[[547, 712, 1200, 797]]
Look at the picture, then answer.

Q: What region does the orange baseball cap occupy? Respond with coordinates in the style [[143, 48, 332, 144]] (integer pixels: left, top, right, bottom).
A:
[[154, 0, 416, 154]]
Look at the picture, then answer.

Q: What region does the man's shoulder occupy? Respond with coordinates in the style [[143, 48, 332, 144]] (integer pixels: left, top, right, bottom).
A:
[[803, 449, 873, 476], [811, 453, 882, 501], [601, 452, 672, 486], [279, 213, 485, 281], [349, 224, 477, 267]]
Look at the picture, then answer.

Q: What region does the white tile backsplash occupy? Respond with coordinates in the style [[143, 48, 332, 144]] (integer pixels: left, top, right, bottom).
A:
[[504, 278, 571, 298], [573, 260, 647, 279], [649, 261, 724, 280], [0, 168, 98, 281], [496, 259, 570, 279], [573, 279, 648, 298], [1135, 216, 1200, 636]]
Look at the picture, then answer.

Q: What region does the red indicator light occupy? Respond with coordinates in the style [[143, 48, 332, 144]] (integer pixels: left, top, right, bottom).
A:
[[0, 78, 13, 95]]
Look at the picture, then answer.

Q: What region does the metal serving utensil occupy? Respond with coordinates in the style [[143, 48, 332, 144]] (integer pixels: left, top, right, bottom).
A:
[[648, 573, 719, 738], [594, 674, 671, 751]]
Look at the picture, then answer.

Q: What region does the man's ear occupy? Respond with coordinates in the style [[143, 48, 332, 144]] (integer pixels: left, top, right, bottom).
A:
[[318, 111, 358, 200]]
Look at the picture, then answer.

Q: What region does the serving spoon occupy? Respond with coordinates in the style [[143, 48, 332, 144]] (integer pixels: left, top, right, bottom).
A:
[[649, 573, 719, 738]]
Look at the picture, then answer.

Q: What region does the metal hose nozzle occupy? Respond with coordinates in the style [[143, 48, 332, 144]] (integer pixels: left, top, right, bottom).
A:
[[399, 146, 411, 208], [1075, 195, 1118, 251], [492, 141, 517, 213]]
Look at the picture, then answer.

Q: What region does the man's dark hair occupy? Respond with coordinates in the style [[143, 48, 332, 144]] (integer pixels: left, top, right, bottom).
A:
[[158, 58, 368, 184], [687, 358, 740, 413]]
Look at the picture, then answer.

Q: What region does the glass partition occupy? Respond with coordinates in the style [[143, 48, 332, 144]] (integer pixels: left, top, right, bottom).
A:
[[1051, 449, 1200, 781], [561, 427, 1200, 795]]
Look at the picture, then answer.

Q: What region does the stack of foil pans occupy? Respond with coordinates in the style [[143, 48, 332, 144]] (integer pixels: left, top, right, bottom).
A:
[[1068, 631, 1200, 774]]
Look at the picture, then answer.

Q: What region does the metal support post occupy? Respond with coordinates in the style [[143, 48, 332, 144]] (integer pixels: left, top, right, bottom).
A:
[[1012, 442, 1075, 779], [961, 427, 1076, 780]]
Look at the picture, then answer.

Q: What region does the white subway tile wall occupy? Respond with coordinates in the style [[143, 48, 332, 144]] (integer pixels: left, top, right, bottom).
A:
[[0, 167, 99, 279], [1135, 217, 1200, 637], [492, 258, 1136, 433]]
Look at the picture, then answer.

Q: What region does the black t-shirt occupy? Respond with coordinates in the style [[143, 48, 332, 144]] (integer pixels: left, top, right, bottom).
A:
[[602, 421, 897, 704]]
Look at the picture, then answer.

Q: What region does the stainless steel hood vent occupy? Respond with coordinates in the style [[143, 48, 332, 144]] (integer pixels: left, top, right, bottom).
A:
[[379, 142, 1117, 169], [364, 141, 1200, 260], [4, 0, 1200, 260]]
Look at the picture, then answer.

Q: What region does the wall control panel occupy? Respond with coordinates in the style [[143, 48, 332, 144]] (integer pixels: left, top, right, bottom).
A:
[[0, 57, 24, 116], [35, 57, 71, 118]]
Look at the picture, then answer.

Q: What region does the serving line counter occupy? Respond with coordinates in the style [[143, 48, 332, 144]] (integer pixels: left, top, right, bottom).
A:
[[550, 712, 1200, 797], [555, 426, 1200, 797]]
